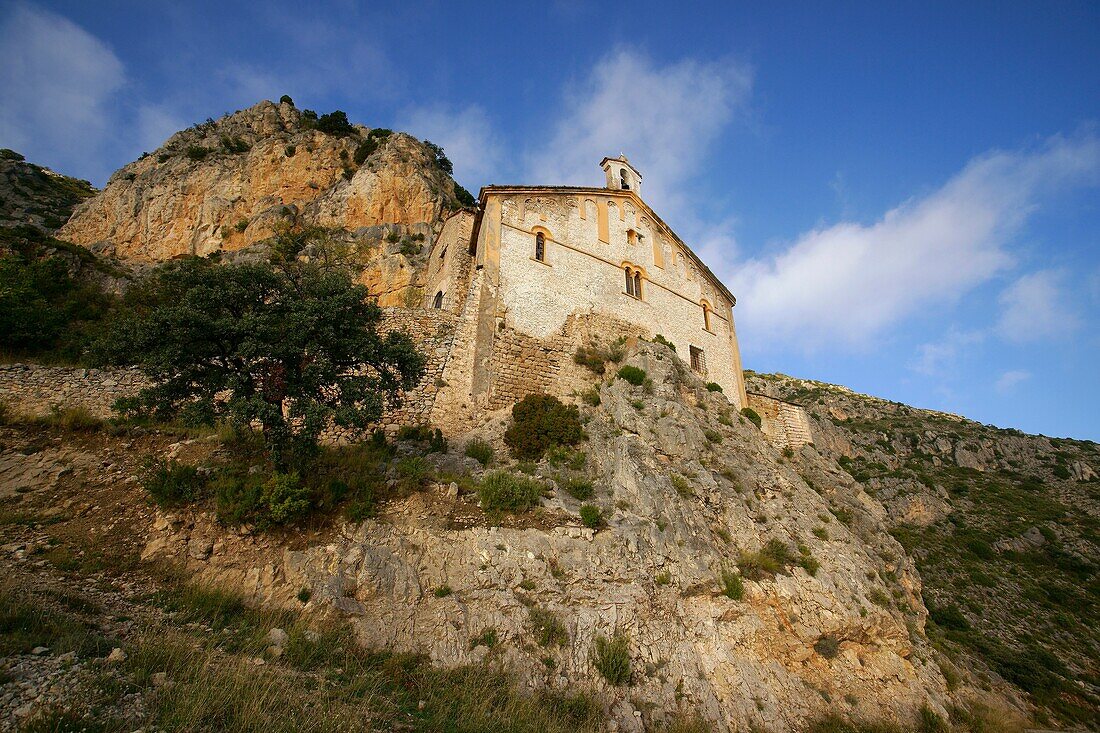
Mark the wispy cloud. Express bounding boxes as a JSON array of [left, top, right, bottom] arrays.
[[525, 50, 753, 213], [0, 2, 125, 181], [726, 131, 1100, 351], [394, 104, 504, 189], [910, 329, 985, 377], [995, 369, 1031, 392], [997, 269, 1082, 342]]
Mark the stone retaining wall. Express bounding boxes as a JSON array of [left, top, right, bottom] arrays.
[[746, 392, 814, 450], [0, 363, 149, 418], [0, 307, 459, 437]]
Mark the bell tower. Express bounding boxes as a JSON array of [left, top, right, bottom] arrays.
[[601, 154, 642, 196]]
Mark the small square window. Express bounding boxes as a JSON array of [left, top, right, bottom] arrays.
[[689, 346, 706, 374]]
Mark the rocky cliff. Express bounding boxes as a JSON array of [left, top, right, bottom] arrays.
[[747, 371, 1099, 729], [55, 99, 472, 305], [0, 149, 95, 232], [132, 341, 995, 732]]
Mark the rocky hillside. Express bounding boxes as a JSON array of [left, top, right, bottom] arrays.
[[0, 340, 1033, 733], [747, 371, 1100, 728], [58, 99, 469, 263], [0, 149, 95, 232]]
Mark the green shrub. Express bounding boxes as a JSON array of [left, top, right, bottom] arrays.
[[652, 334, 676, 352], [738, 539, 794, 579], [47, 406, 103, 431], [185, 145, 209, 161], [469, 628, 497, 649], [719, 566, 744, 600], [741, 407, 762, 429], [503, 394, 584, 460], [670, 474, 693, 498], [580, 387, 601, 406], [591, 633, 631, 685], [433, 585, 453, 598], [616, 365, 646, 386], [234, 218, 249, 233], [705, 382, 723, 392], [464, 438, 494, 466], [562, 477, 594, 500], [478, 471, 545, 513], [284, 145, 296, 157], [799, 554, 820, 576], [212, 473, 262, 525], [140, 459, 204, 507], [703, 428, 723, 444], [279, 95, 294, 105], [528, 607, 568, 647], [395, 456, 432, 490], [262, 471, 310, 524], [220, 135, 250, 153], [813, 526, 829, 540], [579, 504, 602, 529], [655, 570, 671, 586], [1052, 464, 1071, 480], [296, 587, 311, 603], [573, 345, 608, 374], [813, 635, 840, 659], [547, 446, 586, 469]]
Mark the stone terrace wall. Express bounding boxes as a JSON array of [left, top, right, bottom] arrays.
[[0, 363, 149, 418], [0, 307, 460, 437], [746, 392, 814, 450]]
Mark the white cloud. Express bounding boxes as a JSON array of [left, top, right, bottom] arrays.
[[525, 50, 753, 212], [135, 104, 187, 154], [0, 3, 125, 179], [726, 132, 1100, 351], [995, 370, 1031, 392], [394, 104, 503, 189], [996, 269, 1082, 342], [910, 329, 984, 377]]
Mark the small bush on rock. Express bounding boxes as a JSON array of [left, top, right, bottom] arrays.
[[720, 566, 744, 600], [262, 471, 310, 524], [478, 471, 545, 513], [562, 476, 594, 500], [140, 458, 204, 507], [503, 394, 584, 460], [814, 635, 840, 659], [579, 504, 602, 529], [616, 365, 646, 386], [591, 633, 631, 685], [574, 345, 608, 374], [528, 607, 568, 647], [706, 382, 723, 392], [652, 334, 676, 352], [741, 407, 762, 429], [464, 438, 494, 466]]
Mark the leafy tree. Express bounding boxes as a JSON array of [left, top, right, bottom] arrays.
[[503, 394, 584, 460], [423, 140, 453, 174], [314, 110, 356, 137], [454, 183, 476, 208], [94, 231, 424, 468], [0, 227, 114, 359]]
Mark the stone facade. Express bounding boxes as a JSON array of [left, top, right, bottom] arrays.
[[454, 156, 751, 413]]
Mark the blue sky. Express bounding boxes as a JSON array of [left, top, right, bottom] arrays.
[[2, 1, 1098, 440]]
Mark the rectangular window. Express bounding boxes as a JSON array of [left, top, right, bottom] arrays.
[[689, 345, 706, 374]]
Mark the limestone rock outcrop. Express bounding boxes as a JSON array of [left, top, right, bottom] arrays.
[[58, 100, 464, 263], [0, 149, 96, 232]]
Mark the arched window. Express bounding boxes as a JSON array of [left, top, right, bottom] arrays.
[[433, 291, 444, 309], [633, 272, 643, 299], [702, 303, 711, 331], [625, 267, 635, 296], [534, 232, 545, 262], [620, 169, 630, 190]]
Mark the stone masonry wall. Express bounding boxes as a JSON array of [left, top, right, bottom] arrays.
[[0, 363, 150, 418], [0, 307, 459, 438], [746, 392, 814, 450]]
